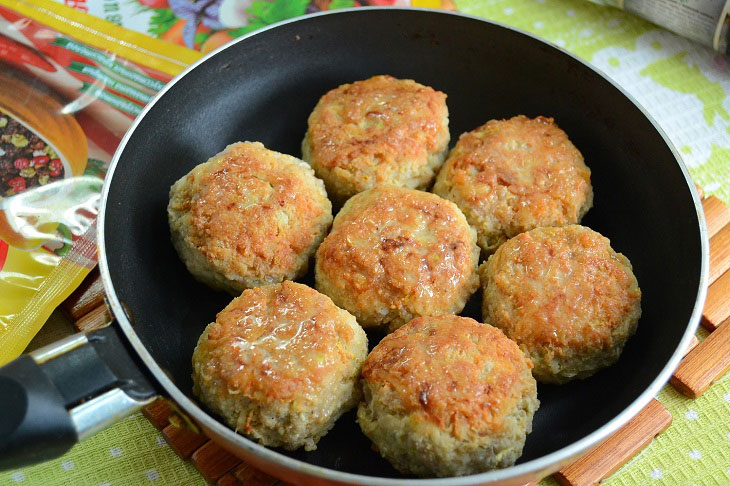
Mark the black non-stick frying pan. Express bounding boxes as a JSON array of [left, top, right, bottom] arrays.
[[0, 8, 709, 486]]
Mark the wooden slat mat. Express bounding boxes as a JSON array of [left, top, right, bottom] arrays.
[[63, 190, 730, 485]]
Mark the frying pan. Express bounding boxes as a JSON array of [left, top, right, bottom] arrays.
[[0, 8, 709, 486]]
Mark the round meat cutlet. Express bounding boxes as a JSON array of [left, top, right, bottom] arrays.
[[192, 281, 368, 451], [480, 225, 642, 384], [302, 75, 450, 203], [168, 141, 332, 294], [433, 115, 593, 254], [315, 185, 480, 333], [358, 315, 539, 477]]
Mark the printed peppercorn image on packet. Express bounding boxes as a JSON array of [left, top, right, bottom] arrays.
[[0, 0, 200, 364]]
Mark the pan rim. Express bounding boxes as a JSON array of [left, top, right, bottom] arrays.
[[97, 7, 709, 485]]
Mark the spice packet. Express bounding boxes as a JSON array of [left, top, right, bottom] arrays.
[[0, 0, 199, 364]]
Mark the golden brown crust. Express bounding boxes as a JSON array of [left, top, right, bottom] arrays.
[[433, 115, 592, 253], [193, 281, 361, 405], [362, 315, 535, 439], [481, 225, 641, 383], [315, 186, 479, 331], [168, 142, 332, 292], [305, 75, 449, 201]]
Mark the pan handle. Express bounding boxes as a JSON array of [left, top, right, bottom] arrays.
[[0, 325, 157, 470]]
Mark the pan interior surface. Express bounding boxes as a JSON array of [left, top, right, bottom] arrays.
[[102, 9, 702, 480]]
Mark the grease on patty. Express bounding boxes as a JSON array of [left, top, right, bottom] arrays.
[[168, 142, 332, 294], [433, 115, 593, 253], [192, 281, 367, 451], [315, 185, 479, 333], [480, 225, 642, 384], [302, 75, 450, 203], [358, 315, 539, 477]]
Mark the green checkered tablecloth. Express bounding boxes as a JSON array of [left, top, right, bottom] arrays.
[[4, 1, 730, 485]]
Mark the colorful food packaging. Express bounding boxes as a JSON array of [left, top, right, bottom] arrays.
[[0, 0, 199, 364], [53, 0, 457, 53]]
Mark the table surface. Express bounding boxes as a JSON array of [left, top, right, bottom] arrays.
[[4, 0, 730, 485]]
